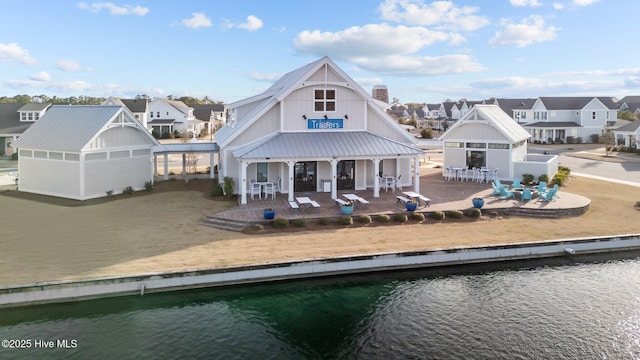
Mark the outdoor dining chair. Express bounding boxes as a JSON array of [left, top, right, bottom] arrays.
[[264, 182, 276, 199], [250, 182, 262, 200]]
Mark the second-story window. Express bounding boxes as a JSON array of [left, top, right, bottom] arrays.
[[314, 89, 336, 112], [592, 112, 596, 120]]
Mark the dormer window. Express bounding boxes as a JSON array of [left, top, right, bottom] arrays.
[[314, 89, 336, 112], [20, 111, 39, 122]]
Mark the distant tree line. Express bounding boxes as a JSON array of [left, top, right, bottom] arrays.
[[0, 94, 224, 105]]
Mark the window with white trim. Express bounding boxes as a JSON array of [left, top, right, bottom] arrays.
[[314, 89, 336, 112], [592, 112, 596, 120]]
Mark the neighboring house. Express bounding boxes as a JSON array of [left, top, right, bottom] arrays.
[[440, 105, 558, 181], [524, 97, 618, 143], [147, 99, 204, 137], [613, 121, 640, 148], [616, 95, 640, 115], [189, 103, 227, 136], [493, 98, 537, 124], [102, 97, 149, 128], [215, 56, 424, 204], [0, 102, 51, 155], [12, 105, 159, 200]]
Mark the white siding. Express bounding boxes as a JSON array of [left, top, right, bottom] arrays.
[[230, 105, 281, 147], [18, 156, 81, 199], [446, 123, 504, 141], [87, 127, 153, 149], [84, 156, 152, 199]]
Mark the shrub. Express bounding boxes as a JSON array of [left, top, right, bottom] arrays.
[[635, 201, 640, 210], [357, 215, 372, 224], [11, 152, 18, 160], [249, 224, 264, 231], [409, 212, 425, 221], [466, 208, 482, 218], [558, 165, 571, 175], [338, 216, 353, 226], [222, 176, 235, 198], [291, 218, 306, 228], [272, 218, 289, 229], [522, 173, 534, 185], [377, 214, 390, 223], [420, 128, 433, 139], [590, 134, 600, 143], [318, 218, 331, 226], [566, 136, 576, 144], [446, 210, 464, 219], [537, 174, 549, 183], [393, 213, 408, 222], [122, 186, 134, 195], [210, 180, 224, 197], [429, 211, 445, 221], [552, 172, 567, 186], [144, 180, 153, 191], [106, 189, 114, 196], [576, 137, 583, 144]]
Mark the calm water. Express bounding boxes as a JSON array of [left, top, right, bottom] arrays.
[[2, 252, 640, 359]]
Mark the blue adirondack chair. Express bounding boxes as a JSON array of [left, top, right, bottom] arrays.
[[539, 188, 557, 202], [537, 181, 547, 193], [512, 178, 522, 189], [491, 181, 502, 196], [521, 188, 532, 202], [499, 185, 514, 199]]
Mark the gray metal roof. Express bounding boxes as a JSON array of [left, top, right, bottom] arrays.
[[539, 97, 617, 110], [153, 142, 219, 154], [13, 105, 150, 151], [233, 131, 424, 160], [614, 120, 640, 132]]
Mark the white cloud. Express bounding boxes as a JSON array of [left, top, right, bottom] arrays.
[[77, 2, 149, 16], [30, 71, 51, 82], [354, 77, 385, 87], [354, 54, 486, 76], [553, 2, 565, 9], [249, 72, 282, 82], [294, 24, 450, 59], [181, 12, 212, 29], [378, 0, 490, 32], [510, 0, 542, 7], [56, 59, 90, 71], [573, 0, 599, 5], [489, 15, 558, 47], [235, 15, 263, 31], [5, 78, 165, 97], [0, 43, 37, 65]]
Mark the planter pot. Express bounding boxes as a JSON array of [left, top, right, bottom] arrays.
[[405, 202, 418, 212], [472, 198, 485, 209], [263, 209, 276, 220], [340, 205, 354, 215]]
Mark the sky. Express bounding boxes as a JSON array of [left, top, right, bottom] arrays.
[[1, 0, 638, 104]]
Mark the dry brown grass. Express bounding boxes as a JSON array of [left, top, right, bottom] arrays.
[[1, 175, 639, 286]]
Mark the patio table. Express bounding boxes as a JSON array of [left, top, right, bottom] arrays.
[[296, 197, 312, 210], [342, 193, 365, 205], [402, 191, 430, 207]]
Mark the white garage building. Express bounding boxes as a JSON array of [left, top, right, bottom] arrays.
[[12, 105, 159, 200]]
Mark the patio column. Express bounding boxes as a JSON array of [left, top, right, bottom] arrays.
[[330, 159, 338, 200], [163, 153, 169, 180], [287, 161, 295, 202], [153, 154, 158, 176], [413, 156, 420, 193], [240, 161, 248, 204], [209, 152, 215, 179], [372, 158, 380, 198]]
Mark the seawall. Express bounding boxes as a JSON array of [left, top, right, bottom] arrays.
[[1, 233, 639, 308]]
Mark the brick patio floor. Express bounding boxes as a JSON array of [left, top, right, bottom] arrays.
[[212, 167, 590, 222]]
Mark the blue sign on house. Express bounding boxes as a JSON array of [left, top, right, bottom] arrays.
[[307, 118, 343, 129]]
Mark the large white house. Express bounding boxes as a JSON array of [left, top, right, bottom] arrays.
[[215, 56, 424, 204], [13, 105, 159, 200], [147, 99, 204, 137], [524, 97, 617, 143]]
